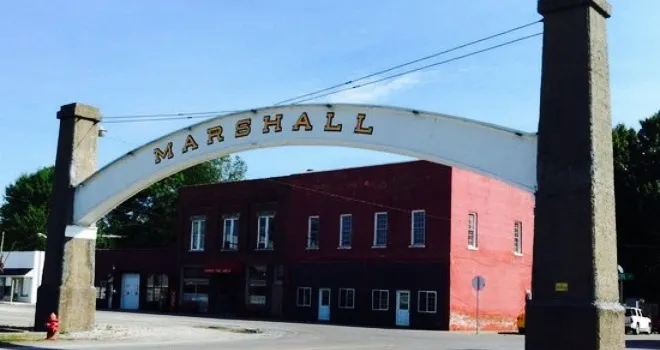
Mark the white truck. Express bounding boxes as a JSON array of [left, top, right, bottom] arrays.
[[625, 306, 652, 335]]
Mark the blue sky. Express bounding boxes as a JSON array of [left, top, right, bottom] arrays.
[[0, 0, 657, 195]]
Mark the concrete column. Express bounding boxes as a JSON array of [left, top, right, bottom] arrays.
[[34, 103, 100, 332], [526, 0, 625, 349]]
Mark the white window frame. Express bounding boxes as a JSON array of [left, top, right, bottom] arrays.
[[410, 210, 426, 247], [371, 289, 389, 311], [296, 287, 312, 307], [338, 214, 352, 249], [189, 216, 206, 251], [222, 216, 239, 251], [514, 221, 523, 255], [307, 216, 320, 249], [468, 212, 478, 250], [257, 214, 275, 250], [373, 212, 388, 248], [417, 290, 437, 314], [338, 288, 355, 309]]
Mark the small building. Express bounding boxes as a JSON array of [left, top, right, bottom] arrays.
[[0, 251, 45, 304], [95, 160, 534, 331]]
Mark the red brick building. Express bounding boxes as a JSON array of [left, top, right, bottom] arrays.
[[94, 160, 534, 331]]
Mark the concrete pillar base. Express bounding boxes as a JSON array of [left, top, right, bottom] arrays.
[[526, 301, 625, 349], [35, 284, 96, 332]]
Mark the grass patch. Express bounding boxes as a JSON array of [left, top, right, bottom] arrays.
[[0, 332, 45, 342], [196, 325, 262, 334]]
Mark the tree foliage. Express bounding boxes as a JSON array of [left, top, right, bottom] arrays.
[[0, 156, 247, 251]]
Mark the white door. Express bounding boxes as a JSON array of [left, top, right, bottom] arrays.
[[318, 288, 331, 321], [395, 290, 410, 327], [120, 273, 140, 310]]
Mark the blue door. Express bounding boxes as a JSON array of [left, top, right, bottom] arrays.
[[395, 290, 410, 327], [318, 288, 331, 321]]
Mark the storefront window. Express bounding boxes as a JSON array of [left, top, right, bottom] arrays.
[[247, 265, 267, 305], [183, 277, 210, 312], [146, 274, 169, 304]]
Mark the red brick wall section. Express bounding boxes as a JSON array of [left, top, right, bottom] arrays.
[[448, 167, 535, 332], [285, 160, 452, 263]]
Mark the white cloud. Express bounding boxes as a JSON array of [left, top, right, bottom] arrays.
[[327, 72, 424, 104]]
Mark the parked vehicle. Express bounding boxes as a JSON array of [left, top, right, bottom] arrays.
[[625, 307, 653, 335]]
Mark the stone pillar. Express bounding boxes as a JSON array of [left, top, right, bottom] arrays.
[[526, 0, 625, 349], [34, 103, 100, 332]]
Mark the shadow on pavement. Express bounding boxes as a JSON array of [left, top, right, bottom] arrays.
[[627, 339, 660, 349], [0, 342, 61, 350]]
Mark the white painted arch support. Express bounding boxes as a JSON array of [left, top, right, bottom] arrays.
[[73, 104, 538, 226]]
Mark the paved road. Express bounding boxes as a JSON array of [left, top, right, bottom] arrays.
[[0, 304, 659, 349]]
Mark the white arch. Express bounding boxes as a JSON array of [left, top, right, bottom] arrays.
[[73, 104, 538, 226]]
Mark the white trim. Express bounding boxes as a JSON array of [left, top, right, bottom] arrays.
[[371, 289, 389, 311], [256, 214, 275, 250], [64, 225, 98, 240], [467, 212, 478, 250], [410, 209, 426, 247], [222, 216, 239, 251], [72, 104, 537, 227], [417, 290, 438, 314], [373, 212, 388, 247], [339, 214, 352, 249], [296, 287, 312, 307], [189, 216, 206, 252], [513, 220, 523, 255], [338, 288, 356, 309], [307, 215, 320, 249]]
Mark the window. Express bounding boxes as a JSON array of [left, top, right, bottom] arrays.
[[190, 216, 206, 251], [257, 215, 274, 250], [468, 212, 478, 249], [339, 288, 355, 309], [339, 214, 352, 248], [307, 216, 320, 249], [514, 221, 523, 254], [296, 287, 312, 307], [411, 210, 426, 246], [418, 291, 437, 313], [373, 212, 388, 247], [372, 289, 389, 311], [222, 216, 239, 250], [247, 265, 268, 305], [146, 274, 169, 305]]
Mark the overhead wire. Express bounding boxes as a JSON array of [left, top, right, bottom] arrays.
[[99, 19, 543, 124], [288, 32, 543, 105], [273, 19, 542, 106]]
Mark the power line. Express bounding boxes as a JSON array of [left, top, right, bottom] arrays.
[[273, 19, 542, 106], [102, 110, 237, 120], [98, 20, 542, 124], [102, 114, 230, 124], [289, 32, 543, 105]]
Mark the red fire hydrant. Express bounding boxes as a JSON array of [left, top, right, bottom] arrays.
[[45, 313, 59, 340]]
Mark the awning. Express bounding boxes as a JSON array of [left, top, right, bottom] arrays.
[[204, 262, 243, 274], [0, 268, 33, 277]]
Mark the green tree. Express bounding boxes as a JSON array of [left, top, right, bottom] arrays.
[[0, 156, 247, 251], [0, 166, 54, 251], [98, 156, 247, 248]]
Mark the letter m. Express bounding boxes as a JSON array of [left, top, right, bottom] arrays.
[[154, 142, 174, 164]]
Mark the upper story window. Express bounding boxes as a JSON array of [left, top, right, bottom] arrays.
[[468, 212, 478, 249], [222, 216, 239, 250], [411, 210, 426, 247], [339, 214, 352, 248], [190, 216, 206, 251], [307, 216, 320, 249], [373, 212, 388, 247], [257, 214, 275, 250], [514, 221, 523, 255]]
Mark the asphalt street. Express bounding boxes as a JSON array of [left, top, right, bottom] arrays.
[[0, 303, 659, 349]]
